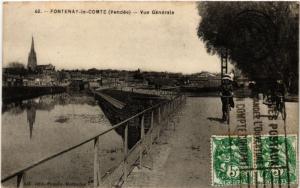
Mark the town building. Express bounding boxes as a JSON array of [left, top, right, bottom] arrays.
[[2, 74, 23, 87], [187, 72, 221, 88], [37, 64, 55, 74]]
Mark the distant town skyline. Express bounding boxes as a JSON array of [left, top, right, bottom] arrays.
[[3, 2, 222, 74]]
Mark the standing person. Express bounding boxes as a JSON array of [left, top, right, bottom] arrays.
[[220, 74, 234, 121]]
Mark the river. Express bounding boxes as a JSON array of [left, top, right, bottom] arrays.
[[2, 93, 124, 186]]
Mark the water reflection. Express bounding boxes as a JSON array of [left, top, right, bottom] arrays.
[[2, 92, 120, 183], [26, 101, 36, 139], [2, 92, 98, 139], [3, 93, 97, 113]]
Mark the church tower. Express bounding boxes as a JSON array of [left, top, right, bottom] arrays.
[[27, 36, 37, 71]]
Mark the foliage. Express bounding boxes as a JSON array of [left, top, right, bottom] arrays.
[[4, 62, 28, 76], [197, 2, 299, 93], [7, 62, 25, 69]]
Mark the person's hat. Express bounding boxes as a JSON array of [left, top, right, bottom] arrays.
[[222, 74, 233, 81]]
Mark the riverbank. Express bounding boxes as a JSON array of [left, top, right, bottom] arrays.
[[94, 89, 167, 124], [2, 86, 67, 103]]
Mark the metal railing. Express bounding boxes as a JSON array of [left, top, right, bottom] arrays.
[[2, 93, 186, 188]]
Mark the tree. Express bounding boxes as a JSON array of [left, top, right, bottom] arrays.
[[7, 62, 25, 69], [197, 2, 299, 93], [5, 62, 28, 76]]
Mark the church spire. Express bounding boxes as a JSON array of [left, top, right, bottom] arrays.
[[27, 36, 37, 71], [31, 36, 35, 52]]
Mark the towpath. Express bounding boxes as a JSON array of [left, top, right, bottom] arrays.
[[94, 91, 126, 109], [123, 96, 298, 187]]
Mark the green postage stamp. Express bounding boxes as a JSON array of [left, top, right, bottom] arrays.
[[211, 135, 297, 186]]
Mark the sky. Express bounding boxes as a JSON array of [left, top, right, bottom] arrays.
[[3, 2, 221, 74]]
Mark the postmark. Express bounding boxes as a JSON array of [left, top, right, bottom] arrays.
[[256, 135, 297, 185]]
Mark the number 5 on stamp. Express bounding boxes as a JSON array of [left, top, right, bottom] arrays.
[[211, 135, 253, 186]]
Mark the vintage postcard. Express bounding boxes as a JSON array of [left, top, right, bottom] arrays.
[[2, 1, 299, 187]]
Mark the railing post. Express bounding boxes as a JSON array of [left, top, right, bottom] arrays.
[[165, 103, 168, 117], [158, 107, 161, 124], [166, 103, 170, 127], [94, 136, 100, 188], [160, 105, 164, 120], [17, 172, 25, 188], [172, 100, 174, 112], [165, 104, 168, 117], [162, 105, 165, 120], [158, 107, 161, 139], [140, 115, 145, 169], [181, 95, 183, 104], [124, 123, 128, 181], [150, 111, 154, 146]]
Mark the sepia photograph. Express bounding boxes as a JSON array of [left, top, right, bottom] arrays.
[[1, 1, 299, 187]]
